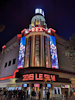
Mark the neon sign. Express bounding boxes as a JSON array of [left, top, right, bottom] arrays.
[[17, 36, 26, 68], [22, 73, 56, 82], [21, 27, 55, 35], [50, 36, 59, 69]]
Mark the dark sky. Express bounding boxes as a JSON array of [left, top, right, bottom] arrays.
[[0, 0, 75, 50]]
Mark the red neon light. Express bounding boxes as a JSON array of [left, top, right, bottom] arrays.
[[17, 34, 22, 41], [2, 45, 6, 49], [0, 69, 19, 81], [50, 28, 56, 33], [34, 84, 39, 87], [21, 29, 26, 34]]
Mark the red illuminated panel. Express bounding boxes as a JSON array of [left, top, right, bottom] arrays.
[[34, 84, 39, 87], [2, 45, 6, 49], [17, 34, 22, 41]]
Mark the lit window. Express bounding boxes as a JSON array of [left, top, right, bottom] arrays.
[[13, 58, 16, 64], [8, 61, 11, 66], [4, 62, 7, 68]]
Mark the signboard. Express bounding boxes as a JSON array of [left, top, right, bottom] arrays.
[[22, 73, 56, 82], [50, 36, 59, 69], [17, 36, 26, 68], [34, 84, 39, 87]]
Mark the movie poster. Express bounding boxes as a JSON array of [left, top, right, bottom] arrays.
[[17, 36, 26, 68], [50, 36, 59, 69]]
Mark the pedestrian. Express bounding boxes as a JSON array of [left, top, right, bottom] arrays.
[[39, 91, 41, 100], [68, 90, 75, 100], [65, 91, 68, 100], [47, 91, 50, 100]]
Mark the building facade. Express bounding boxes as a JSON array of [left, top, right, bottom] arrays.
[[0, 9, 75, 99]]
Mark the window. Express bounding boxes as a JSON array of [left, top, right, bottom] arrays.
[[13, 58, 16, 64], [4, 62, 7, 68], [8, 61, 11, 66]]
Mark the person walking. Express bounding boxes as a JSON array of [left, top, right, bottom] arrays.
[[68, 90, 75, 100]]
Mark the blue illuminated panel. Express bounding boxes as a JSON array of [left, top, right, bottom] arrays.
[[17, 36, 26, 68], [50, 36, 59, 69], [47, 84, 51, 88]]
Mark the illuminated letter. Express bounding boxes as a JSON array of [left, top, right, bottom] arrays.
[[32, 28, 35, 32], [39, 27, 43, 31], [29, 74, 34, 80], [50, 75, 55, 81], [35, 74, 43, 80], [22, 74, 29, 81], [36, 27, 38, 32], [44, 74, 50, 81]]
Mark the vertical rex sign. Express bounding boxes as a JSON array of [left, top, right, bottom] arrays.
[[17, 36, 26, 68], [50, 36, 59, 69]]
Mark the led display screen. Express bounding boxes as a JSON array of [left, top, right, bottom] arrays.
[[65, 85, 70, 88], [17, 36, 26, 68], [50, 36, 59, 69]]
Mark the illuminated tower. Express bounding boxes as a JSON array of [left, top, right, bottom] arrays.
[[17, 9, 59, 69]]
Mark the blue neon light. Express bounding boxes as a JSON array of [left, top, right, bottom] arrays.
[[50, 36, 59, 69], [17, 36, 26, 68]]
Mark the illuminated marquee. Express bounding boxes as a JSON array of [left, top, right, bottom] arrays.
[[22, 73, 56, 82], [17, 36, 26, 68], [50, 36, 59, 69], [21, 27, 55, 35]]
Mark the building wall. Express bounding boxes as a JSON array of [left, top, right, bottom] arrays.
[[55, 34, 75, 72], [0, 36, 19, 78], [0, 33, 74, 79]]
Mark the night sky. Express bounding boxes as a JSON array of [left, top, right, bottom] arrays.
[[0, 0, 75, 51]]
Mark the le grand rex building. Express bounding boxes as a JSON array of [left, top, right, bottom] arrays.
[[0, 9, 75, 99]]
